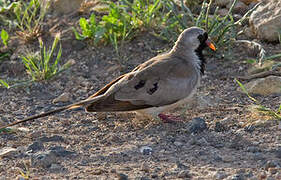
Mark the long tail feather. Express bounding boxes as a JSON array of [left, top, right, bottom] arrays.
[[0, 96, 102, 130]]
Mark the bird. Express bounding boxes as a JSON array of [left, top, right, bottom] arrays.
[[0, 26, 216, 130]]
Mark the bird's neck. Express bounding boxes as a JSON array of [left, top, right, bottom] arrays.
[[194, 47, 206, 75], [170, 42, 206, 75]]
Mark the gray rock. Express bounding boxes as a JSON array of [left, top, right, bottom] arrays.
[[230, 173, 245, 180], [27, 141, 44, 153], [214, 122, 227, 132], [150, 174, 158, 178], [249, 0, 281, 41], [140, 146, 153, 155], [31, 151, 56, 168], [238, 76, 281, 95], [213, 154, 223, 162], [39, 135, 64, 142], [117, 173, 128, 180], [48, 146, 75, 157], [50, 0, 84, 15], [227, 1, 248, 15], [188, 117, 207, 133], [252, 152, 265, 161], [246, 146, 260, 153], [214, 0, 231, 7]]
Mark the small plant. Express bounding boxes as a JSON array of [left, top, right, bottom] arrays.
[[0, 79, 9, 88], [21, 33, 68, 81], [0, 0, 20, 28], [1, 29, 9, 46], [122, 0, 162, 29], [14, 0, 50, 42], [0, 0, 19, 13], [73, 13, 105, 44], [101, 2, 136, 54], [74, 2, 136, 56], [235, 79, 281, 120], [18, 161, 30, 179]]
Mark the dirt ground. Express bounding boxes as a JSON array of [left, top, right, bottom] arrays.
[[1, 16, 281, 179]]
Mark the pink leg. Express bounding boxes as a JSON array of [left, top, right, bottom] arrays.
[[158, 113, 184, 123]]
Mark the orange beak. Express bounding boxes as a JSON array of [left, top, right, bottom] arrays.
[[205, 39, 216, 51]]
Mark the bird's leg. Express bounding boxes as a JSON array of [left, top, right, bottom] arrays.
[[158, 113, 184, 123]]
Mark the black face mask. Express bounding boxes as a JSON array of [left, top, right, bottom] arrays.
[[197, 32, 208, 46]]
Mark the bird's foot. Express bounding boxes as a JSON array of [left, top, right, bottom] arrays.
[[158, 113, 184, 123]]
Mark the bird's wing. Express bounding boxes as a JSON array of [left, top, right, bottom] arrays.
[[86, 55, 199, 112]]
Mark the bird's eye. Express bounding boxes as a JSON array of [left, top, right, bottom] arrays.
[[203, 32, 208, 39], [197, 32, 208, 43], [197, 34, 204, 43]]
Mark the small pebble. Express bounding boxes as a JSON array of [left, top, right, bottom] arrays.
[[188, 117, 207, 133], [214, 122, 227, 132], [246, 146, 260, 153], [253, 152, 265, 161], [214, 154, 223, 162], [140, 146, 153, 155], [117, 173, 128, 180], [230, 173, 245, 180], [27, 141, 44, 153], [52, 92, 71, 103]]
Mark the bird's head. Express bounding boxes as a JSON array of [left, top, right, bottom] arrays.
[[176, 26, 216, 52]]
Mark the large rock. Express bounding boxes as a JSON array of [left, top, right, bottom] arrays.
[[249, 0, 281, 42], [227, 1, 248, 15], [240, 0, 259, 5], [215, 0, 231, 7], [238, 76, 281, 95], [46, 0, 84, 15]]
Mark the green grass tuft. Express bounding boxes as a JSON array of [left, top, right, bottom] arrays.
[[14, 0, 50, 42], [21, 33, 70, 81]]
